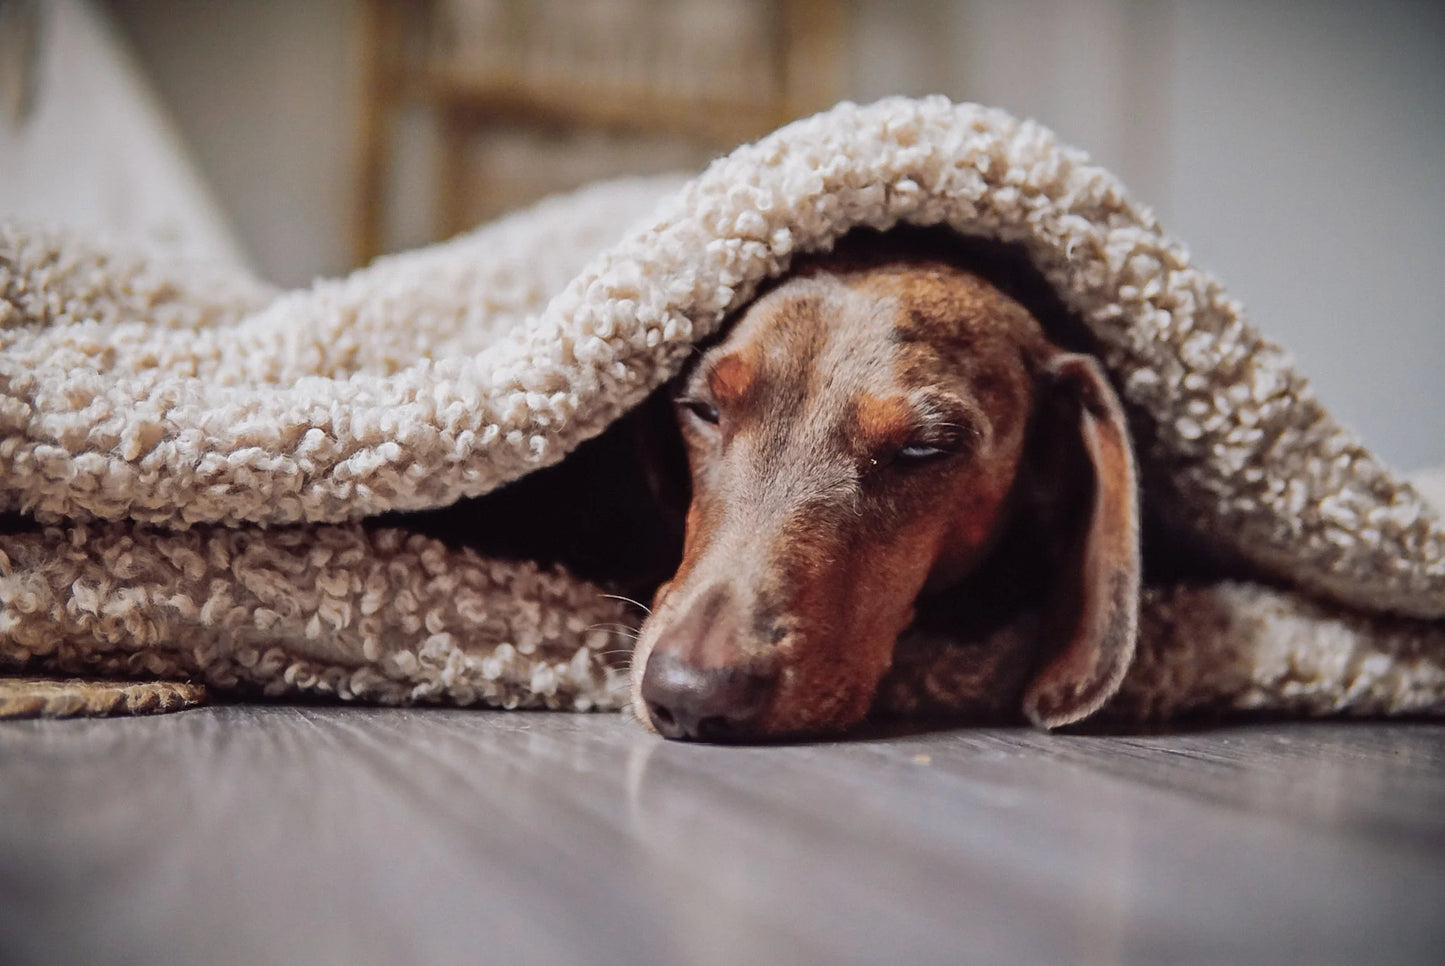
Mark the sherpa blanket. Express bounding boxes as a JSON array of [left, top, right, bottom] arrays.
[[3, 97, 1443, 722]]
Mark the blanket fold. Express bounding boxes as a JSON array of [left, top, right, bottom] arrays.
[[3, 97, 1442, 720]]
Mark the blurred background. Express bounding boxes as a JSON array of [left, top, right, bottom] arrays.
[[1, 0, 1441, 469]]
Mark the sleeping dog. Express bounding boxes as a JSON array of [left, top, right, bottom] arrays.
[[630, 245, 1140, 741], [401, 236, 1144, 741]]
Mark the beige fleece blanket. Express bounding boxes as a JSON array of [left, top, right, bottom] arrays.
[[2, 97, 1442, 722]]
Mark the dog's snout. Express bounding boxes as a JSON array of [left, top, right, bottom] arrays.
[[641, 651, 778, 741]]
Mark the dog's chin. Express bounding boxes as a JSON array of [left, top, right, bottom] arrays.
[[754, 683, 876, 741], [634, 701, 870, 743]]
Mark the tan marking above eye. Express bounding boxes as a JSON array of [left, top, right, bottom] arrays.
[[853, 393, 913, 448], [707, 352, 757, 407]]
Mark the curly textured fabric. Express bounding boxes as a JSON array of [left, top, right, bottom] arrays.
[[1, 98, 1442, 720]]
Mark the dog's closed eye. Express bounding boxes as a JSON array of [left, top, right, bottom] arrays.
[[675, 397, 720, 427], [894, 441, 952, 463], [884, 406, 983, 470]]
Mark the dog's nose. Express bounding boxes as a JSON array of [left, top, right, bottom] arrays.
[[641, 651, 778, 742]]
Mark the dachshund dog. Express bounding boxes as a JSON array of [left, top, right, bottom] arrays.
[[630, 244, 1141, 741]]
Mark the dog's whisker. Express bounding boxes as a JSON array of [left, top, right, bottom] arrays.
[[586, 622, 642, 638], [600, 593, 651, 615]]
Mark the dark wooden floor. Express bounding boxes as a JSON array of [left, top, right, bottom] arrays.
[[1, 707, 1441, 966]]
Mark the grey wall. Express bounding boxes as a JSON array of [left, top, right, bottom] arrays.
[[905, 0, 1445, 470], [0, 0, 246, 265], [1162, 0, 1445, 471]]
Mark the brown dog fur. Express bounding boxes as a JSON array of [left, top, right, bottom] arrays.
[[630, 247, 1140, 741]]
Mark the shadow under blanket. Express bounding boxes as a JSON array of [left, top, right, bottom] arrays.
[[2, 98, 1442, 722]]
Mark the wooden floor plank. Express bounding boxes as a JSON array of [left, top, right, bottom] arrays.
[[1, 708, 1441, 965]]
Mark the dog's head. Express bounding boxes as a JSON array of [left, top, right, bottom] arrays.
[[630, 254, 1139, 740]]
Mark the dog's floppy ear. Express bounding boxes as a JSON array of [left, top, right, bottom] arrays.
[[1022, 353, 1140, 729]]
